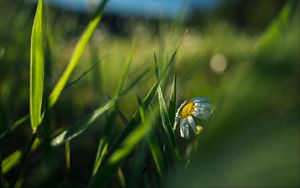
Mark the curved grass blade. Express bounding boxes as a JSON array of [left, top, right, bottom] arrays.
[[158, 86, 180, 159], [168, 74, 177, 127], [148, 135, 165, 181], [51, 98, 117, 146], [92, 139, 109, 176], [30, 0, 44, 132], [65, 141, 71, 171], [51, 69, 148, 147], [63, 60, 102, 91], [89, 49, 177, 187], [0, 115, 29, 139], [128, 141, 147, 188], [154, 56, 179, 159], [89, 106, 154, 187], [2, 151, 22, 174], [48, 0, 108, 108], [104, 49, 177, 158], [1, 138, 41, 175]]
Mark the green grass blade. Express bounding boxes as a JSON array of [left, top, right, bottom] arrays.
[[91, 44, 135, 175], [89, 50, 177, 187], [103, 49, 177, 160], [2, 151, 22, 174], [63, 60, 102, 91], [259, 1, 296, 50], [117, 168, 126, 188], [51, 69, 147, 147], [0, 115, 29, 139], [50, 98, 117, 146], [109, 107, 152, 164], [158, 86, 180, 159], [30, 0, 44, 132], [154, 54, 179, 159], [90, 106, 154, 187], [65, 141, 71, 171], [168, 74, 177, 127], [128, 141, 147, 188], [114, 42, 135, 96], [148, 135, 165, 180], [1, 138, 41, 175], [48, 0, 108, 108], [92, 138, 109, 176]]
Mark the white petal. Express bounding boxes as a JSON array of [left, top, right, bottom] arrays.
[[194, 102, 213, 110], [194, 107, 204, 112], [193, 97, 209, 102], [193, 110, 211, 120], [194, 102, 202, 107], [174, 117, 179, 130], [179, 119, 185, 138], [180, 118, 189, 139], [202, 103, 213, 110], [184, 122, 189, 139], [187, 115, 196, 133]]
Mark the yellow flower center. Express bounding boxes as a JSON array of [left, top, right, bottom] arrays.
[[179, 102, 195, 118]]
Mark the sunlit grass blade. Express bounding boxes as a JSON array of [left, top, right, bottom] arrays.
[[51, 69, 147, 146], [1, 138, 41, 175], [168, 74, 177, 127], [50, 98, 117, 146], [30, 0, 44, 132], [2, 151, 22, 175], [92, 139, 109, 175], [89, 106, 154, 187], [48, 0, 108, 108]]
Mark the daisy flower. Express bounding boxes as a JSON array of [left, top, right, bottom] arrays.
[[175, 97, 213, 139]]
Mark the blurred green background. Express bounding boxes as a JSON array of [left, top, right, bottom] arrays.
[[0, 0, 299, 187]]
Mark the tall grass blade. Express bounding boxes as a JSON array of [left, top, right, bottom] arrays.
[[89, 106, 154, 187], [2, 139, 41, 175], [115, 42, 135, 96], [128, 142, 147, 188], [168, 74, 177, 127], [158, 87, 180, 159], [148, 136, 165, 180], [51, 98, 117, 146], [65, 141, 71, 171], [63, 60, 102, 91], [89, 50, 177, 187], [48, 0, 108, 108], [0, 115, 29, 139], [51, 69, 147, 146], [2, 151, 22, 174], [154, 56, 179, 159], [92, 139, 109, 175], [117, 168, 126, 188], [104, 49, 177, 158], [259, 1, 296, 50], [30, 0, 44, 132]]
